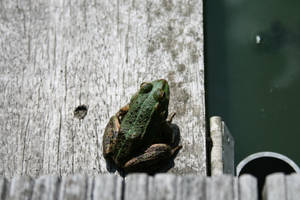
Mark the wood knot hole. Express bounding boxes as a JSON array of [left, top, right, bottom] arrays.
[[74, 105, 88, 119]]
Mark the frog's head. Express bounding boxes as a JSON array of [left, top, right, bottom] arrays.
[[138, 79, 170, 120], [151, 79, 170, 104]]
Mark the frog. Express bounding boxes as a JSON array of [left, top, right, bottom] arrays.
[[102, 79, 182, 173]]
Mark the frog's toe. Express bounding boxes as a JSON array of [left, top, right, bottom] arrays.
[[171, 145, 182, 155], [167, 112, 176, 123]]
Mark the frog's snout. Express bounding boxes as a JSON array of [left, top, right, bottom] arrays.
[[158, 79, 168, 87]]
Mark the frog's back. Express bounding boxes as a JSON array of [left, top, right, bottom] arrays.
[[120, 93, 156, 138], [114, 80, 169, 165], [121, 80, 169, 138]]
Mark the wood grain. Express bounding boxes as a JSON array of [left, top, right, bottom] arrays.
[[176, 175, 206, 200], [93, 174, 123, 200], [31, 175, 60, 200], [206, 175, 235, 200], [263, 173, 287, 200], [238, 175, 258, 200], [9, 176, 34, 200], [0, 0, 205, 177], [58, 175, 88, 200], [125, 174, 206, 200], [124, 174, 148, 200], [285, 173, 300, 200]]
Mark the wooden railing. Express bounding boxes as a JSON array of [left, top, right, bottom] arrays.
[[1, 173, 299, 200]]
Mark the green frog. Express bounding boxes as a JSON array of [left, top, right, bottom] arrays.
[[103, 79, 182, 172]]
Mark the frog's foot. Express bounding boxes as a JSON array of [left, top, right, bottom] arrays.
[[167, 112, 176, 124], [124, 144, 182, 172]]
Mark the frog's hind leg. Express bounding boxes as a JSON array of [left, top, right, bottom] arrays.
[[124, 144, 182, 173]]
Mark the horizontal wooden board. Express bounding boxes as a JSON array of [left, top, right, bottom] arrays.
[[0, 174, 261, 200]]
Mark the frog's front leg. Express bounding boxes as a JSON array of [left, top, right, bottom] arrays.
[[102, 116, 121, 159], [123, 144, 182, 172], [116, 104, 129, 121], [103, 104, 129, 159], [160, 112, 178, 146]]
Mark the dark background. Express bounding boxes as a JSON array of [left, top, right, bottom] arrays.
[[205, 0, 300, 167]]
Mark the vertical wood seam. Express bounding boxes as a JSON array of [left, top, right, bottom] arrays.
[[94, 122, 101, 172], [21, 115, 31, 175], [57, 109, 62, 176], [283, 175, 288, 200], [120, 177, 125, 200], [64, 51, 68, 116], [53, 29, 57, 68]]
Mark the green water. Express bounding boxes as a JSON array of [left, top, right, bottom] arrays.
[[205, 0, 300, 167]]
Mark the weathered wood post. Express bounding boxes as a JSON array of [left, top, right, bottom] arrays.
[[0, 0, 206, 177], [209, 116, 235, 176]]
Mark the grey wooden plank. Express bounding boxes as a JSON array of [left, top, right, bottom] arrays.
[[93, 174, 122, 200], [149, 174, 177, 200], [233, 177, 239, 200], [31, 175, 60, 200], [8, 176, 34, 200], [124, 174, 148, 200], [0, 0, 205, 178], [286, 173, 300, 200], [58, 174, 88, 200], [176, 175, 206, 200], [210, 117, 224, 176], [86, 176, 94, 200], [239, 175, 258, 200], [147, 175, 155, 200], [0, 177, 6, 200], [210, 117, 235, 175], [206, 175, 234, 200], [263, 173, 286, 200]]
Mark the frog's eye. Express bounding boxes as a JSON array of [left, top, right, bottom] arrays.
[[140, 82, 153, 93], [153, 89, 165, 101]]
